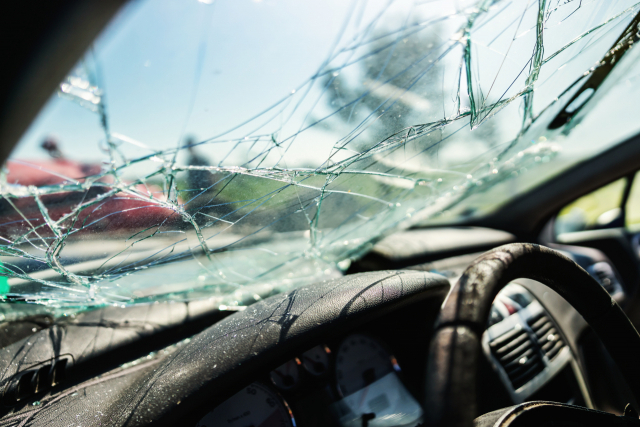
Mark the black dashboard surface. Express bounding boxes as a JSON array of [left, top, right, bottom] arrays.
[[0, 270, 449, 427]]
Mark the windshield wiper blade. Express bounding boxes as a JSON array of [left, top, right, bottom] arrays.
[[549, 9, 640, 129]]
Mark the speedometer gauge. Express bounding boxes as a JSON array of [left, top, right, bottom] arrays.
[[335, 334, 395, 397], [196, 382, 295, 427]]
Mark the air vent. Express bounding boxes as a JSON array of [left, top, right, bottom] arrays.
[[588, 262, 618, 294], [489, 327, 544, 390], [528, 313, 565, 360], [2, 357, 70, 405]]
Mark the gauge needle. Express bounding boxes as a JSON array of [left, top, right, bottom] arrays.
[[361, 413, 376, 427]]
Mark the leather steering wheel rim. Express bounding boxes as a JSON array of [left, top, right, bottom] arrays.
[[424, 243, 640, 427]]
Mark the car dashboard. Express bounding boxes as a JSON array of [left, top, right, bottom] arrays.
[[0, 229, 629, 427], [192, 283, 596, 427]]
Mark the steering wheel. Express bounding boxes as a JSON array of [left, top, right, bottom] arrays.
[[424, 243, 640, 427]]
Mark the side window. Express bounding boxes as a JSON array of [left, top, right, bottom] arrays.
[[555, 178, 626, 235], [625, 173, 640, 231]]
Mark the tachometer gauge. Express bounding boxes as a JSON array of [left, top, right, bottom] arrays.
[[335, 334, 395, 397], [270, 359, 301, 390], [301, 345, 330, 376], [196, 382, 295, 427]]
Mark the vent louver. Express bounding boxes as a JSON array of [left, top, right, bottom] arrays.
[[2, 357, 69, 405], [528, 313, 565, 360], [489, 327, 544, 390]]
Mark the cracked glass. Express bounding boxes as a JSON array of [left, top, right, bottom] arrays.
[[2, 0, 640, 316]]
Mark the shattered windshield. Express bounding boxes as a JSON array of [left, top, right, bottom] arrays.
[[2, 0, 640, 314]]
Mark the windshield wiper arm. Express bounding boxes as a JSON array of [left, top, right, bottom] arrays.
[[549, 9, 640, 129]]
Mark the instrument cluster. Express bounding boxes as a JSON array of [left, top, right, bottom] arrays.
[[195, 334, 423, 427]]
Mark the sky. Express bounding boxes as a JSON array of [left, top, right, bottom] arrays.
[[13, 0, 456, 167]]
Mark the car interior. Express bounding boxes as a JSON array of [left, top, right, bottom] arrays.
[[2, 1, 640, 427]]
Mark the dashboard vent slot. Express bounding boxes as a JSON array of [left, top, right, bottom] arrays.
[[528, 313, 565, 360], [2, 356, 70, 405], [489, 327, 544, 390]]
